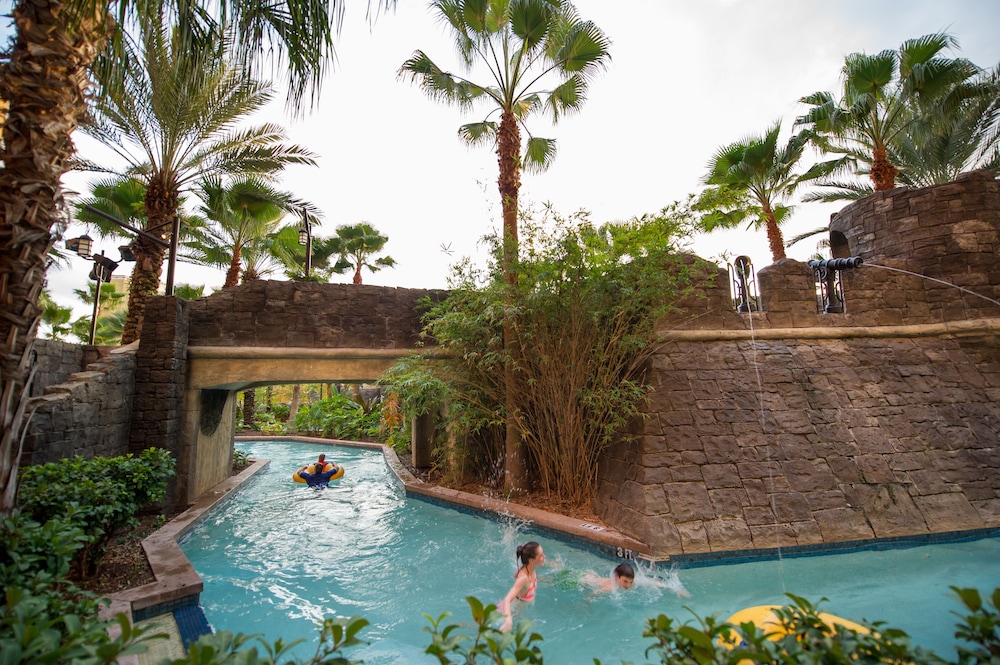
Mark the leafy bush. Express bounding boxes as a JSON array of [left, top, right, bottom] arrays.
[[294, 394, 381, 441], [0, 587, 158, 665], [17, 448, 175, 576], [0, 513, 96, 620]]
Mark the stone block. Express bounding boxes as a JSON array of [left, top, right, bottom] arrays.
[[704, 518, 753, 551], [813, 507, 874, 542], [675, 520, 710, 554], [783, 459, 838, 492], [913, 493, 985, 531], [664, 483, 715, 521]]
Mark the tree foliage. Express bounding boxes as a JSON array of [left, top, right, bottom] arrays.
[[386, 206, 704, 503], [796, 32, 984, 192]]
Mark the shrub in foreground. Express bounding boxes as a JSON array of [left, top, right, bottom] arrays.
[[16, 448, 175, 576]]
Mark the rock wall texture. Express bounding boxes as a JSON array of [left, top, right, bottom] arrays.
[[184, 281, 446, 348], [595, 170, 1000, 555], [23, 346, 136, 465], [596, 335, 1000, 555]]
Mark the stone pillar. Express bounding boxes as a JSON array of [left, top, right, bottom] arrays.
[[129, 296, 190, 510], [411, 412, 435, 469]]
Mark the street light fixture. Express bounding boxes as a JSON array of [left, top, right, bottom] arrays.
[[299, 207, 313, 278], [64, 233, 93, 259], [66, 235, 133, 345]]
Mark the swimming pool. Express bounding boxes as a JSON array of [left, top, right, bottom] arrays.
[[179, 440, 999, 664]]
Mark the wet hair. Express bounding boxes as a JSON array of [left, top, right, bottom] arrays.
[[516, 541, 541, 568], [318, 454, 326, 463], [614, 563, 635, 580]]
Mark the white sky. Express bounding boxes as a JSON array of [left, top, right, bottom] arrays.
[[34, 0, 1000, 318]]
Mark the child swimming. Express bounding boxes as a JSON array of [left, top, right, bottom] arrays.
[[580, 562, 691, 597], [499, 541, 545, 632]]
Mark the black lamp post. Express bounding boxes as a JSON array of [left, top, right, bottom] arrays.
[[299, 207, 313, 278], [66, 235, 133, 344]]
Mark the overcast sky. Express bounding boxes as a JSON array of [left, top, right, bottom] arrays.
[[34, 0, 1000, 318]]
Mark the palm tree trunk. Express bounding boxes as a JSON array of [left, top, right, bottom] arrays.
[[287, 384, 301, 430], [225, 248, 242, 288], [0, 0, 107, 515], [762, 205, 787, 262], [870, 148, 899, 191], [242, 389, 256, 429], [121, 174, 175, 344], [497, 109, 528, 495], [353, 264, 363, 284]]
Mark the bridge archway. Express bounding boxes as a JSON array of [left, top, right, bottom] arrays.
[[129, 282, 444, 508]]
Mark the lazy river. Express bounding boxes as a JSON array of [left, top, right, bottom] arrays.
[[178, 439, 1000, 664]]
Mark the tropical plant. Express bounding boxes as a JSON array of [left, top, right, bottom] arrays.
[[82, 10, 318, 344], [399, 0, 611, 492], [695, 121, 841, 262], [70, 309, 126, 345], [333, 222, 396, 285], [38, 291, 73, 340], [0, 0, 390, 516], [399, 206, 700, 503], [796, 32, 981, 192], [183, 176, 308, 287]]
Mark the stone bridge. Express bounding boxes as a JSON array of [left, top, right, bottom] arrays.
[[128, 282, 445, 506]]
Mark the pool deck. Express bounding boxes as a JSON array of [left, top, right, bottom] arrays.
[[102, 436, 648, 662]]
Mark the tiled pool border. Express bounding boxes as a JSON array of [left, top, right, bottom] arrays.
[[109, 436, 1000, 636]]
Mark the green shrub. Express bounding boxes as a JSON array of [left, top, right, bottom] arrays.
[[294, 394, 381, 441], [0, 587, 159, 665], [0, 513, 96, 620], [17, 448, 175, 576]]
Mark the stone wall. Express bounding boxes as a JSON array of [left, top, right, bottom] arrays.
[[23, 346, 137, 466], [185, 281, 446, 348], [596, 334, 1000, 555], [595, 170, 1000, 556]]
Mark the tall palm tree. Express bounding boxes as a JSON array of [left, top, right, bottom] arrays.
[[696, 121, 840, 263], [83, 11, 317, 343], [334, 223, 396, 285], [184, 176, 307, 287], [399, 0, 610, 492], [0, 0, 394, 516], [796, 32, 980, 192]]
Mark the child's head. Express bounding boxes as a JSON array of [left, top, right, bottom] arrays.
[[613, 563, 635, 589], [516, 541, 544, 568], [318, 453, 326, 464]]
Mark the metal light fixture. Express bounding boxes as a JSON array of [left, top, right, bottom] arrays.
[[119, 244, 136, 262], [66, 233, 93, 259], [85, 251, 120, 345], [299, 207, 313, 278]]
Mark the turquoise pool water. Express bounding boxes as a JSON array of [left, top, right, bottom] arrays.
[[179, 440, 1000, 664]]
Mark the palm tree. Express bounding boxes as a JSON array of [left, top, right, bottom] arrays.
[[334, 223, 396, 285], [83, 11, 317, 343], [696, 121, 839, 263], [399, 0, 610, 492], [39, 291, 74, 340], [0, 0, 395, 515], [796, 32, 980, 192], [184, 176, 307, 287]]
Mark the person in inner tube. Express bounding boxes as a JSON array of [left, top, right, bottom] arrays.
[[298, 453, 339, 487]]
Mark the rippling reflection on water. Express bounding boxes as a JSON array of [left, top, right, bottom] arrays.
[[180, 440, 1000, 664]]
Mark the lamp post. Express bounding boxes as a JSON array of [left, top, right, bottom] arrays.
[[66, 235, 133, 344], [298, 207, 313, 279]]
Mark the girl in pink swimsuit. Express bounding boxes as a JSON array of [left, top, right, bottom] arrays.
[[500, 541, 546, 632]]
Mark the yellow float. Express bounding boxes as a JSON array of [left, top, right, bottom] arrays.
[[292, 462, 345, 483], [724, 605, 868, 640], [720, 604, 870, 663]]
